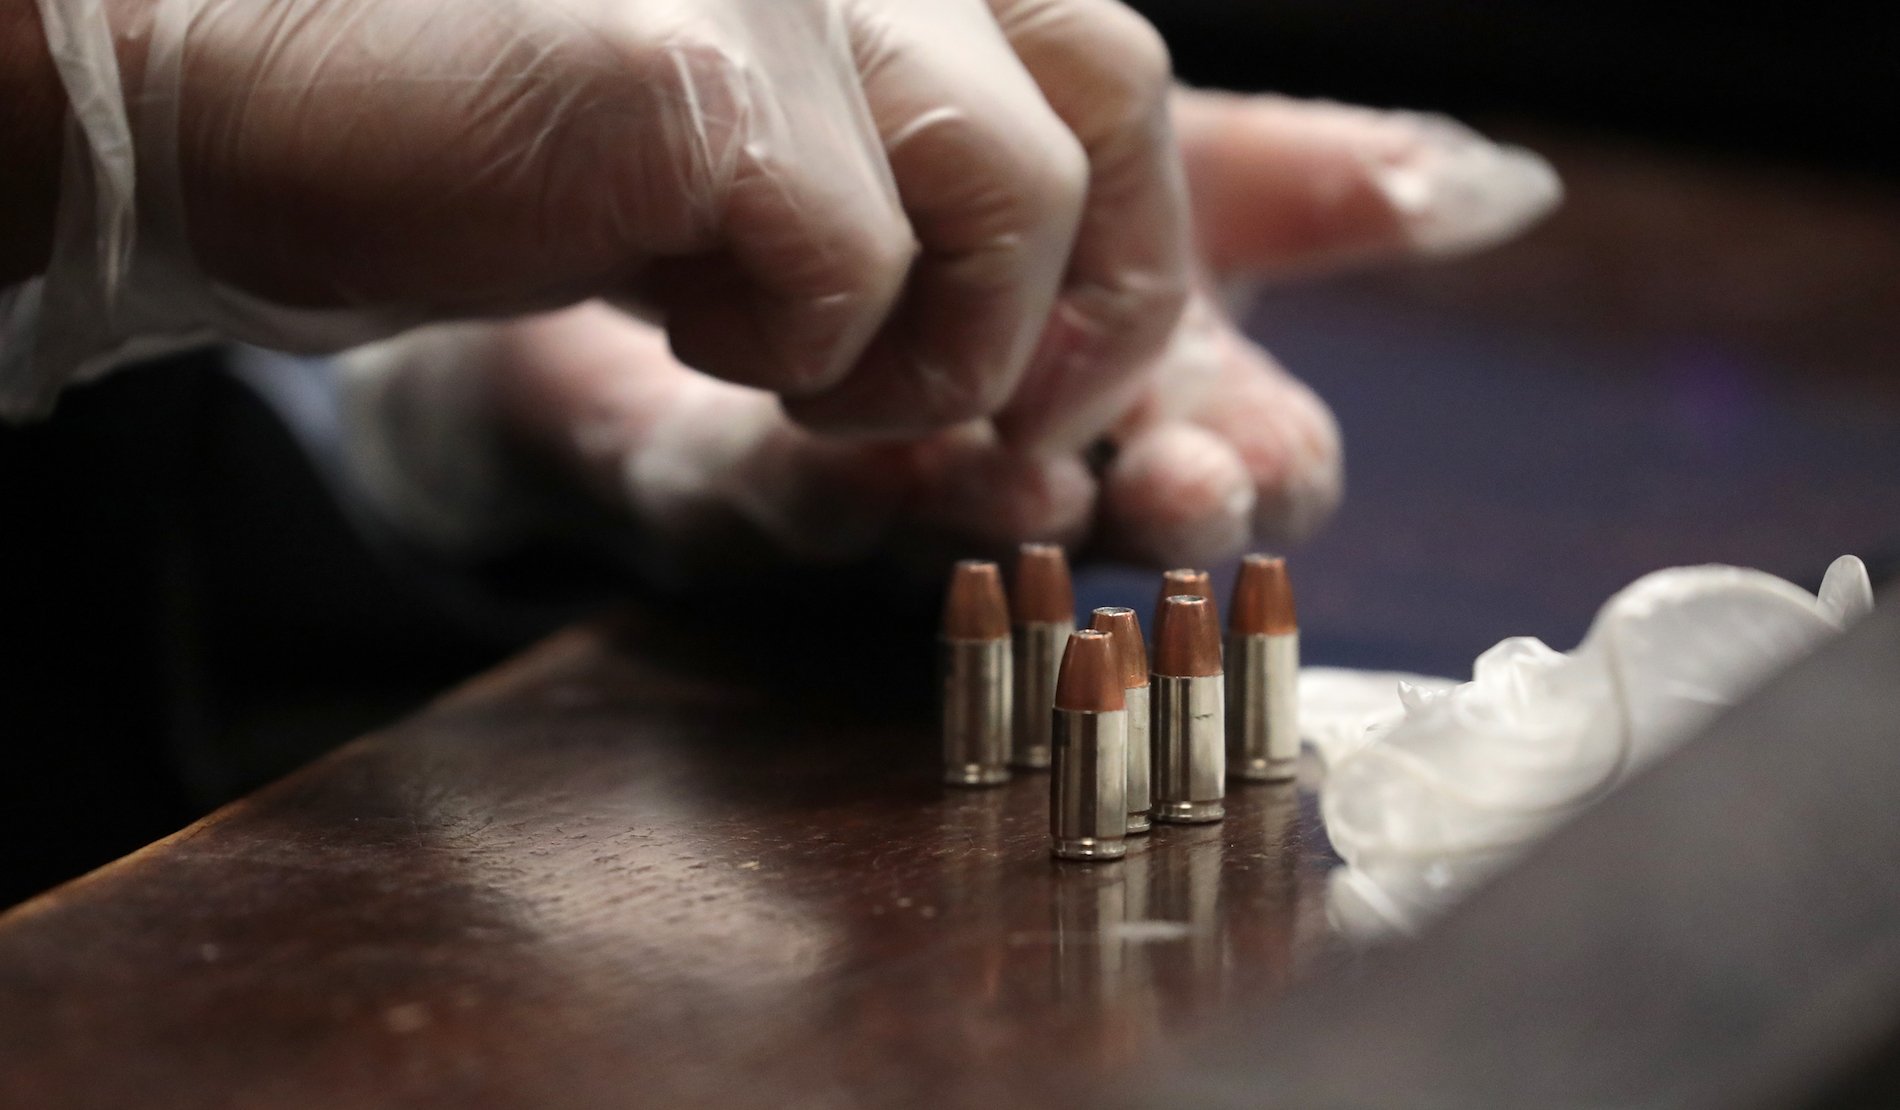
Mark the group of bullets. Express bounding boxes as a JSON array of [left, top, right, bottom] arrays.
[[940, 545, 1299, 861]]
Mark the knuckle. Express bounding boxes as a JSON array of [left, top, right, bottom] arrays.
[[918, 108, 1087, 243], [1026, 1, 1174, 131], [855, 215, 921, 301], [1022, 127, 1090, 226], [1095, 6, 1174, 109]]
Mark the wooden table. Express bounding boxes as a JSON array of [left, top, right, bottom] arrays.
[[5, 131, 1900, 1107], [0, 613, 1332, 1108]]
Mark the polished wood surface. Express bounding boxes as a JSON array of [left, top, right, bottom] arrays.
[[0, 614, 1330, 1109], [6, 133, 1900, 1107]]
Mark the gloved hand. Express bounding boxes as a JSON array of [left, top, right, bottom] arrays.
[[5, 0, 1186, 436], [337, 88, 1561, 572]]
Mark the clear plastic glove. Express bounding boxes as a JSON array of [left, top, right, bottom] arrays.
[[337, 88, 1562, 571], [4, 0, 1188, 431], [1314, 555, 1876, 941]]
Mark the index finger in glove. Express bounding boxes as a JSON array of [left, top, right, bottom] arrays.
[[1173, 89, 1563, 281]]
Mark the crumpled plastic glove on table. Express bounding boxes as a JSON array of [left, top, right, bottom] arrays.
[[1298, 555, 1875, 941]]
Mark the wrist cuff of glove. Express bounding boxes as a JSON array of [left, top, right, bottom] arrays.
[[3, 0, 414, 421], [0, 0, 137, 418]]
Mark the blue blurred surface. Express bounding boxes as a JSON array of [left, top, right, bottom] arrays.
[[1083, 147, 1900, 676]]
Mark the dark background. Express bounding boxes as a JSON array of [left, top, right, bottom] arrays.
[[3, 3, 1898, 906], [1135, 0, 1900, 175]]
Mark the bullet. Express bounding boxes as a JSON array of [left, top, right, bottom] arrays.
[[1089, 606, 1152, 834], [1050, 629, 1129, 861], [1011, 543, 1076, 770], [941, 560, 1012, 786], [1151, 595, 1226, 824], [1153, 568, 1214, 640], [1227, 554, 1301, 782]]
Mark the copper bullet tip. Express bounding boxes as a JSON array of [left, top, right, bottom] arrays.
[[1054, 630, 1125, 713], [1155, 567, 1214, 617], [1230, 554, 1298, 636], [942, 560, 1010, 641], [1153, 595, 1222, 677], [1089, 606, 1150, 689], [1012, 543, 1075, 625]]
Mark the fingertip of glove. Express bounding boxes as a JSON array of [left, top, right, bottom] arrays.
[[1102, 422, 1255, 568], [1363, 113, 1564, 257]]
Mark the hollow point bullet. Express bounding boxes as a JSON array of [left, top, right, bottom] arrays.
[[1151, 594, 1226, 824], [1227, 554, 1300, 782], [1050, 630, 1129, 861], [1154, 568, 1214, 639], [940, 560, 1012, 786], [1089, 606, 1152, 834], [1011, 543, 1076, 771]]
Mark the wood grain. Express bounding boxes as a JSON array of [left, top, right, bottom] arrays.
[[0, 614, 1333, 1109]]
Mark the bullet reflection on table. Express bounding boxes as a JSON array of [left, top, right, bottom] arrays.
[[1052, 860, 1128, 1001], [1038, 781, 1316, 1015], [1223, 781, 1302, 995], [1145, 823, 1227, 1006], [933, 786, 1014, 1003]]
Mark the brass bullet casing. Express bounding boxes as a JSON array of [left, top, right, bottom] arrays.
[[1226, 633, 1299, 781], [943, 639, 1011, 786], [1151, 595, 1226, 824], [1123, 685, 1152, 832], [1050, 630, 1128, 861], [1011, 544, 1075, 770], [1227, 555, 1300, 782], [941, 561, 1012, 786], [1089, 606, 1152, 834], [1013, 622, 1069, 769]]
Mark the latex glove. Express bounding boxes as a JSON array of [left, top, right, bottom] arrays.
[[3, 0, 1187, 432], [338, 89, 1561, 571]]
